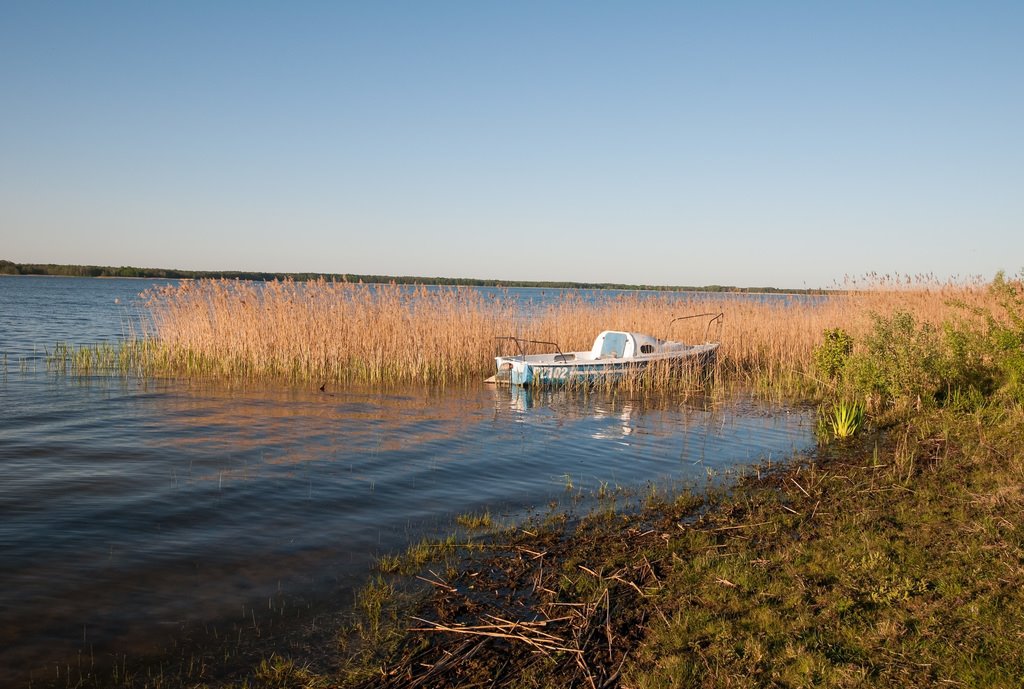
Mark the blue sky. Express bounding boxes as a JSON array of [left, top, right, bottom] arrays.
[[2, 2, 1021, 287]]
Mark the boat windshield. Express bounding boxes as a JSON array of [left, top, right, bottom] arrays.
[[599, 332, 629, 358]]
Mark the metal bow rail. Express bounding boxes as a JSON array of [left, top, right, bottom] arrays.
[[668, 312, 724, 343], [494, 336, 573, 362]]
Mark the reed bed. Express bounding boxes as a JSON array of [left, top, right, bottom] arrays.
[[75, 276, 1007, 390], [138, 279, 515, 386]]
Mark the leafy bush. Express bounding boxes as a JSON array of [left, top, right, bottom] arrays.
[[844, 311, 945, 407], [839, 273, 1024, 411], [984, 271, 1024, 403], [813, 328, 853, 381]]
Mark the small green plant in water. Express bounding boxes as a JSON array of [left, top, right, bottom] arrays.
[[455, 510, 493, 530], [254, 654, 328, 688], [376, 553, 401, 574], [356, 575, 395, 641], [825, 399, 865, 440]]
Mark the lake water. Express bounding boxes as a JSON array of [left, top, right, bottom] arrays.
[[0, 276, 815, 686]]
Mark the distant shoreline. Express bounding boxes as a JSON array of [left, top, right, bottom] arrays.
[[0, 259, 829, 295]]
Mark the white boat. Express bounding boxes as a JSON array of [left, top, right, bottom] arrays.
[[489, 315, 721, 387]]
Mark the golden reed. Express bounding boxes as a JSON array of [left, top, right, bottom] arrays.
[[136, 277, 1002, 388]]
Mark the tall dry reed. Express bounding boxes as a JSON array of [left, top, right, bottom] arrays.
[[134, 277, 1002, 389], [141, 279, 514, 386]]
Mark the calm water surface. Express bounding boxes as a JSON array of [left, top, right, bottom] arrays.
[[0, 277, 815, 685]]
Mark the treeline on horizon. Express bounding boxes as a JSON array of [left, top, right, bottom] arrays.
[[0, 259, 825, 295]]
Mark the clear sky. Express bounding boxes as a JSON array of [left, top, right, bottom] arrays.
[[2, 2, 1021, 288]]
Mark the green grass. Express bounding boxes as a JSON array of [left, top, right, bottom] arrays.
[[622, 407, 1024, 688], [455, 510, 493, 530]]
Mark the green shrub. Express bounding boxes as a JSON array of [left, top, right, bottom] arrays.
[[842, 275, 1024, 411], [813, 328, 854, 381], [985, 271, 1024, 403], [844, 311, 945, 407]]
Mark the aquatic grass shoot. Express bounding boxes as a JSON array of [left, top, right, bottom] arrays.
[[455, 510, 493, 530], [823, 398, 866, 440]]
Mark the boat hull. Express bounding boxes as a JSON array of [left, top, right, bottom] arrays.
[[496, 343, 718, 387]]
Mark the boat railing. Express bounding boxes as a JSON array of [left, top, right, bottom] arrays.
[[668, 312, 724, 343], [495, 336, 570, 361]]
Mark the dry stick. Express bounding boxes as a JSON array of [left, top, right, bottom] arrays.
[[394, 638, 485, 689], [712, 520, 773, 531], [416, 572, 457, 593], [532, 556, 544, 595], [569, 610, 599, 689], [575, 651, 598, 689], [409, 617, 580, 655], [609, 574, 647, 598], [600, 650, 629, 689], [484, 614, 570, 640], [641, 554, 661, 587], [650, 599, 671, 627], [790, 477, 811, 497], [603, 588, 613, 663]]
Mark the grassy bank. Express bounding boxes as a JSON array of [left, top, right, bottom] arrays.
[[319, 404, 1021, 689]]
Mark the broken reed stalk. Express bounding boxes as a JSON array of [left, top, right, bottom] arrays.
[[387, 533, 663, 688], [410, 616, 581, 655]]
